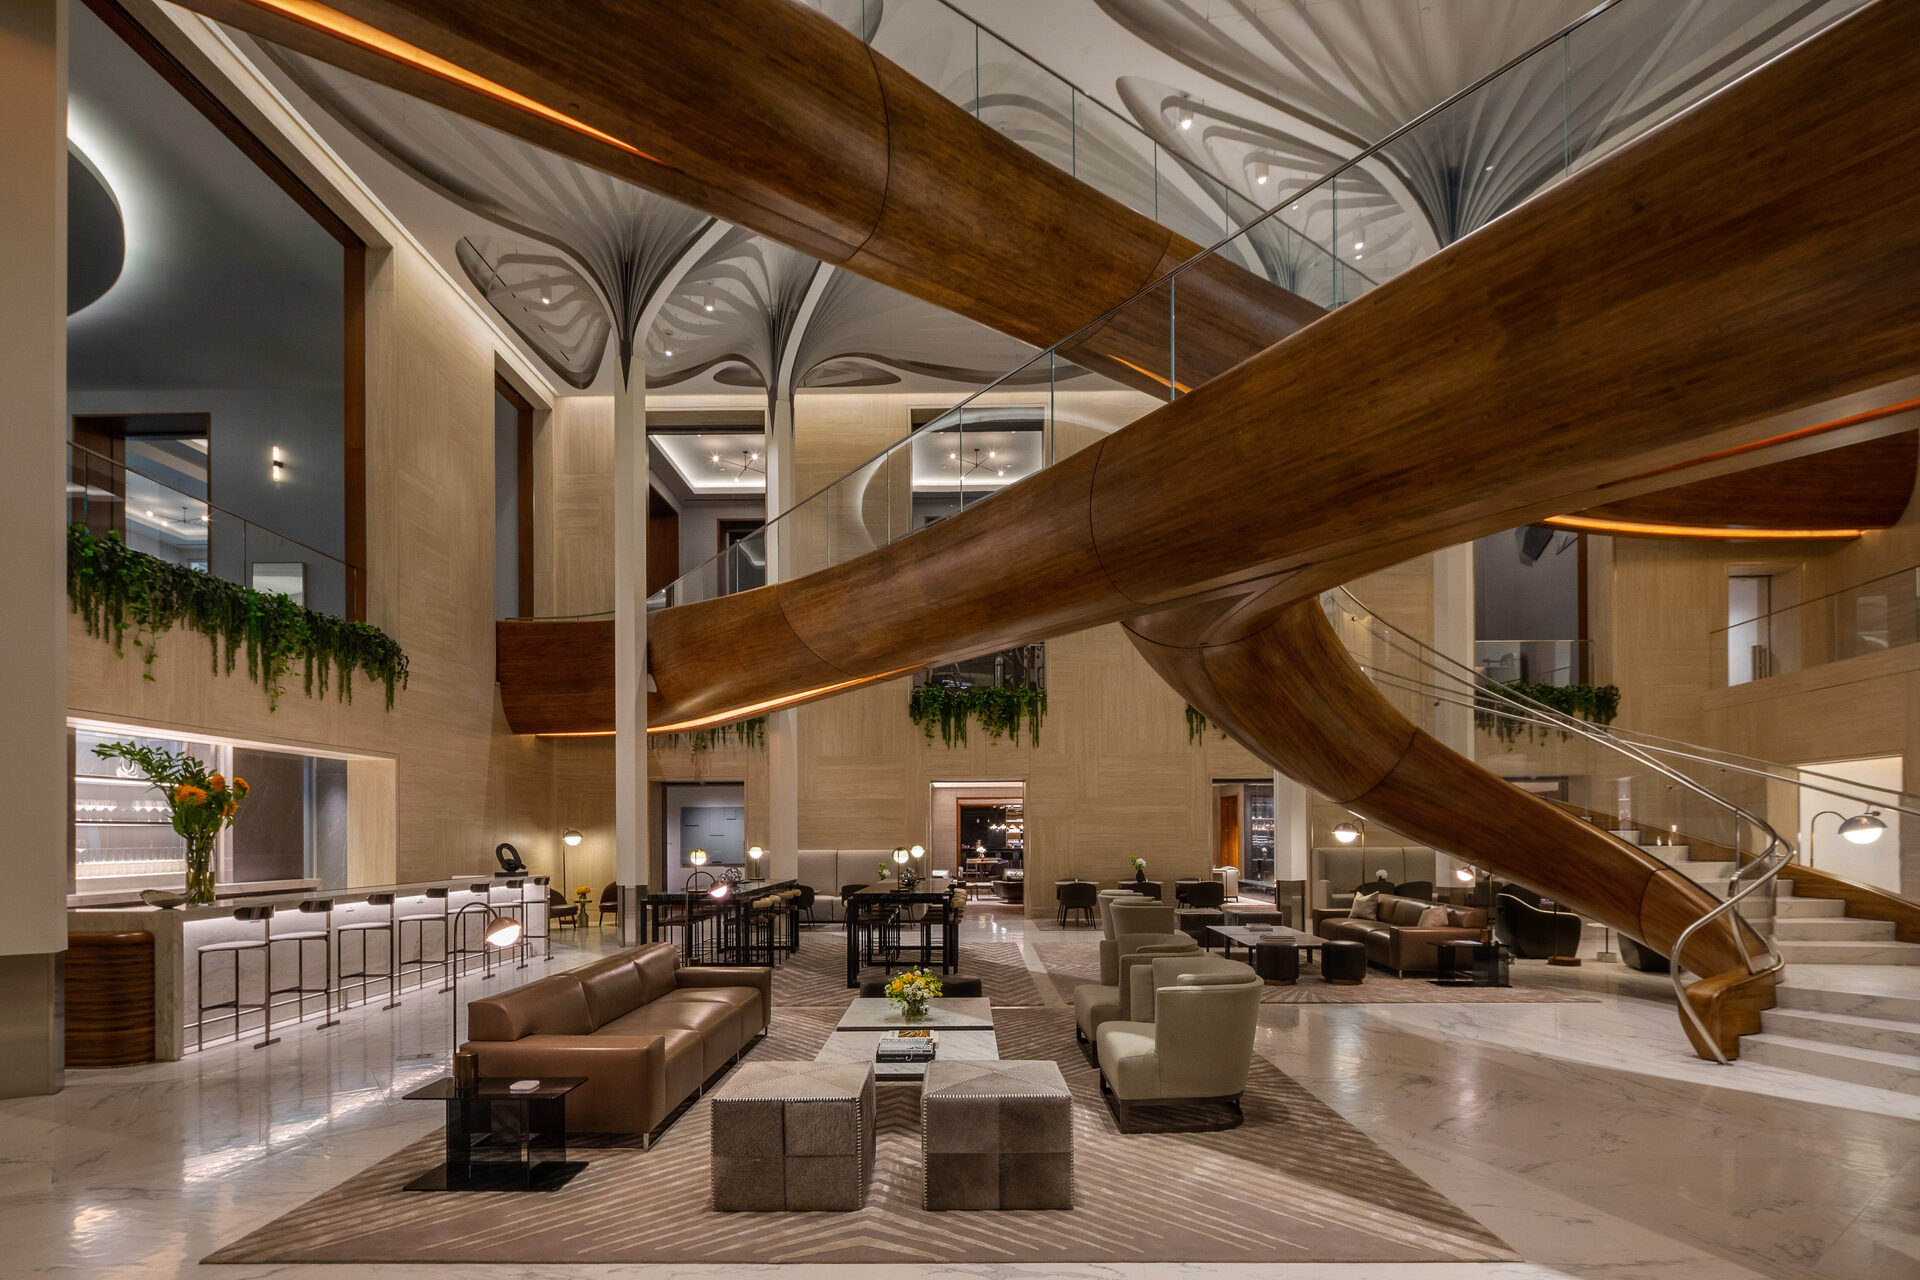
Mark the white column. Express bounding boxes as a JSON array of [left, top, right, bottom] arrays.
[[0, 0, 67, 1098], [1431, 542, 1476, 889], [764, 394, 799, 880], [613, 359, 649, 943]]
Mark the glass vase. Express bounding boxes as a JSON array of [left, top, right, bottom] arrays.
[[184, 834, 217, 905]]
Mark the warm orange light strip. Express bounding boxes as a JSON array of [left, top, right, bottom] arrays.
[[1108, 355, 1191, 396], [1545, 515, 1863, 540], [1595, 396, 1920, 491], [534, 730, 615, 738], [649, 667, 919, 733], [241, 0, 666, 166]]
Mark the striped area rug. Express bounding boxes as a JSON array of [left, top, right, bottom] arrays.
[[206, 1003, 1514, 1266]]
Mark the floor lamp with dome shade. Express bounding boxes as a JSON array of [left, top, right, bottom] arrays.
[[448, 905, 523, 1083], [1809, 809, 1886, 870]]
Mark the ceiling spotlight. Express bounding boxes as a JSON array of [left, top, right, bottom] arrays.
[[1353, 240, 1364, 250], [949, 451, 958, 460], [145, 509, 153, 517], [1252, 161, 1268, 186], [540, 291, 550, 305], [1485, 164, 1494, 171], [1354, 253, 1363, 260], [1176, 107, 1193, 130], [987, 449, 996, 459], [703, 298, 715, 312], [664, 349, 673, 357]]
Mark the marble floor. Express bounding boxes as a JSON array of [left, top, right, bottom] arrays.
[[2, 906, 1914, 1279]]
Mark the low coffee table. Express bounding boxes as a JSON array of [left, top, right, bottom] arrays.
[[403, 1076, 587, 1192], [821, 997, 1000, 1082], [1207, 923, 1319, 964]]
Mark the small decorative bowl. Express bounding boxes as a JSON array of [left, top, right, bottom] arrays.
[[140, 889, 188, 910]]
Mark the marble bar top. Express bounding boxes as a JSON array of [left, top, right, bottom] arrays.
[[68, 874, 554, 922]]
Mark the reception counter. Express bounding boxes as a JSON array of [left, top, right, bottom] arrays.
[[68, 876, 553, 1061]]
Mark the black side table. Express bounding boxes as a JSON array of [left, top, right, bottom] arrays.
[[1434, 939, 1511, 988], [403, 1076, 588, 1191]]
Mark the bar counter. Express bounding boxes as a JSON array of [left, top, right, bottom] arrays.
[[68, 876, 553, 1060]]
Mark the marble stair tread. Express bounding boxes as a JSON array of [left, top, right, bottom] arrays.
[[1741, 1034, 1920, 1096], [1776, 939, 1920, 965], [1775, 917, 1898, 941], [1761, 1007, 1920, 1056], [1776, 896, 1849, 918], [1776, 982, 1920, 1021]]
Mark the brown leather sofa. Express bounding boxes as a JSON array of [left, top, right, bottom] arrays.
[[463, 942, 770, 1142], [1312, 894, 1486, 975]]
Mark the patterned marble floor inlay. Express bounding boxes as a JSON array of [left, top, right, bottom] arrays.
[[205, 941, 1514, 1267]]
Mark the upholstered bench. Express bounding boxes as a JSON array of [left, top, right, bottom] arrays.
[[921, 1059, 1073, 1210], [710, 1061, 876, 1211]]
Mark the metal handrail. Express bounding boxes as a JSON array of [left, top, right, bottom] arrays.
[[657, 0, 1628, 606], [66, 440, 353, 572], [1329, 588, 1786, 1063], [1705, 563, 1920, 637]]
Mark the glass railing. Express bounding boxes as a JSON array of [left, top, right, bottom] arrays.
[[1711, 566, 1920, 687], [1475, 639, 1591, 687], [656, 0, 1868, 613], [67, 442, 359, 619]]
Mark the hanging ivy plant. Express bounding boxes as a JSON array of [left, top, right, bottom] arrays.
[[1185, 703, 1235, 745], [907, 683, 1047, 748], [1475, 680, 1621, 747], [67, 526, 408, 711], [649, 716, 768, 755]]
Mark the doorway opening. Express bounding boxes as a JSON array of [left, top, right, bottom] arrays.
[[930, 781, 1025, 890], [1212, 778, 1275, 886]]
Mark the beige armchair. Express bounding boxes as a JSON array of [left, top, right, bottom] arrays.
[[1096, 955, 1262, 1132], [1072, 897, 1197, 1060], [1212, 866, 1240, 900]]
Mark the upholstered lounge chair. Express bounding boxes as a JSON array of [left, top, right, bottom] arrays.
[[1495, 890, 1584, 958], [1072, 897, 1198, 1060], [1096, 954, 1262, 1132]]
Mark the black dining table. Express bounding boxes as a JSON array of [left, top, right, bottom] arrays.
[[840, 887, 961, 987]]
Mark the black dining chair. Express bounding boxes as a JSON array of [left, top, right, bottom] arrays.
[[1056, 879, 1097, 927]]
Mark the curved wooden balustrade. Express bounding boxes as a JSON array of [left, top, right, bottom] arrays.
[[189, 0, 1920, 1053]]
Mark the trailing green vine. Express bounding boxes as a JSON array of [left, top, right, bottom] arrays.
[[1185, 703, 1233, 744], [1475, 680, 1621, 747], [649, 716, 768, 755], [67, 526, 408, 711], [908, 683, 1047, 748]]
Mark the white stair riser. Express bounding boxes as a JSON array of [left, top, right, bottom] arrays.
[[1776, 918, 1897, 942], [1776, 986, 1920, 1021], [1777, 940, 1920, 965], [1776, 897, 1847, 918], [1762, 1009, 1920, 1056], [1742, 1037, 1920, 1096]]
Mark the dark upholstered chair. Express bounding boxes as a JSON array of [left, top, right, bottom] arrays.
[[858, 976, 983, 999], [1057, 879, 1098, 927], [1495, 891, 1583, 958], [547, 887, 580, 931], [1618, 935, 1672, 973], [597, 882, 618, 928], [794, 883, 817, 927], [1176, 879, 1226, 909], [1393, 880, 1434, 902]]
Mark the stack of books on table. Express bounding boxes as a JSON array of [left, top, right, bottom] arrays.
[[875, 1030, 937, 1063]]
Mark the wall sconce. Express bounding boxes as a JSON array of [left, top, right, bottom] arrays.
[[271, 446, 286, 482]]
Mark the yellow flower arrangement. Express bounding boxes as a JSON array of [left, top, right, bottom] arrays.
[[97, 741, 250, 905], [173, 784, 208, 806], [884, 966, 943, 1020]]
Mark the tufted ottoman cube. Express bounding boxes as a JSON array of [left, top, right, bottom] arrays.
[[711, 1061, 875, 1211], [921, 1059, 1073, 1210]]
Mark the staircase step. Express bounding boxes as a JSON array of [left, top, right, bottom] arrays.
[[1776, 896, 1848, 918], [1776, 984, 1920, 1021], [1741, 1034, 1920, 1095], [1776, 917, 1897, 942], [1777, 939, 1920, 965], [1674, 860, 1736, 878], [1762, 1007, 1920, 1056]]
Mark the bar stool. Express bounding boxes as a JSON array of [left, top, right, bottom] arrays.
[[196, 905, 275, 1052], [498, 876, 531, 969], [393, 886, 449, 998], [335, 892, 397, 1011], [269, 899, 339, 1031], [525, 875, 559, 962], [450, 884, 501, 982]]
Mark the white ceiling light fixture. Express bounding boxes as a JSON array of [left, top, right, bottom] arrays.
[[1251, 161, 1268, 186], [1176, 107, 1193, 130], [271, 446, 285, 482]]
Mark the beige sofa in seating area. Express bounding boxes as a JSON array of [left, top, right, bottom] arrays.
[[463, 942, 770, 1144], [1312, 893, 1486, 975]]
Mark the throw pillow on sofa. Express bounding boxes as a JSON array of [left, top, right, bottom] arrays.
[[1349, 892, 1380, 920], [1416, 904, 1449, 926]]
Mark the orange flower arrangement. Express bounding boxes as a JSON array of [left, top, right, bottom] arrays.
[[95, 741, 250, 904]]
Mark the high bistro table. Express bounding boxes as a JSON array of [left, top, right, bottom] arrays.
[[645, 878, 800, 966], [841, 888, 961, 988]]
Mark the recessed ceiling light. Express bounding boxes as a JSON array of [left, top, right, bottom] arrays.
[[1177, 108, 1193, 130], [540, 291, 550, 304], [1354, 253, 1363, 260], [711, 453, 720, 463], [703, 298, 714, 311], [1353, 241, 1364, 250], [1484, 164, 1494, 171], [1252, 162, 1268, 185], [664, 348, 673, 356]]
